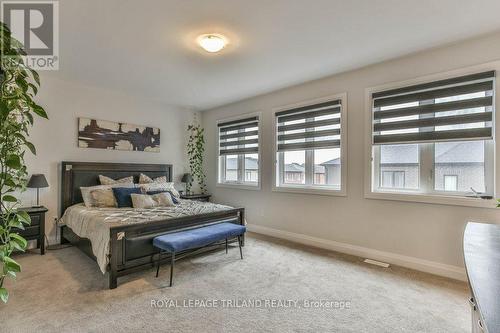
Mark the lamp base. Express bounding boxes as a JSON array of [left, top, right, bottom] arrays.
[[31, 205, 43, 208]]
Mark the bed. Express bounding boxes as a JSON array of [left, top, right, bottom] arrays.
[[59, 161, 245, 289]]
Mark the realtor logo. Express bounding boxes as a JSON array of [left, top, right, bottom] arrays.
[[1, 0, 59, 70]]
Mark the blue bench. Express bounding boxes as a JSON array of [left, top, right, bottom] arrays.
[[153, 222, 246, 286]]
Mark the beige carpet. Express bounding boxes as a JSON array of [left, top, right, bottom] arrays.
[[1, 233, 469, 333]]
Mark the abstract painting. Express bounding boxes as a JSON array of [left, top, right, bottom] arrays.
[[78, 118, 160, 152]]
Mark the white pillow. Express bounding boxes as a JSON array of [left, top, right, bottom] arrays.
[[131, 192, 175, 208], [139, 173, 167, 184], [81, 183, 135, 207], [99, 175, 134, 185], [139, 182, 180, 198]]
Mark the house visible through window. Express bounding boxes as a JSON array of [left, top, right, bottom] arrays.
[[371, 71, 495, 197], [275, 96, 345, 192], [218, 115, 260, 187]]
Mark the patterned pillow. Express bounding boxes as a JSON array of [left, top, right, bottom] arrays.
[[139, 182, 180, 198], [90, 188, 117, 208], [147, 190, 179, 204], [99, 175, 134, 185], [131, 192, 175, 208], [139, 173, 167, 184], [81, 184, 135, 207]]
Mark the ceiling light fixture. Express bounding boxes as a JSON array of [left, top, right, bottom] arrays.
[[197, 34, 227, 53]]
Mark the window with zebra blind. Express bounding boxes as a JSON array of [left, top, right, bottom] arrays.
[[217, 114, 260, 188], [369, 70, 495, 200], [274, 94, 347, 195]]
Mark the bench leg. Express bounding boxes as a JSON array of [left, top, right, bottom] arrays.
[[155, 249, 162, 278], [238, 235, 243, 260], [225, 238, 228, 254], [170, 252, 175, 287]]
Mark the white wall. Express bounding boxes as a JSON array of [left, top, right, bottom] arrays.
[[201, 32, 500, 279], [21, 76, 196, 243]]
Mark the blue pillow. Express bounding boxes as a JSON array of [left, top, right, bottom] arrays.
[[112, 187, 142, 208], [147, 190, 179, 204]]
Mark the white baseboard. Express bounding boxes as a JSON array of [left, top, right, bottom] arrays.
[[247, 224, 467, 281]]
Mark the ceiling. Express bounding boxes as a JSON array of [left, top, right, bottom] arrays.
[[48, 0, 500, 110]]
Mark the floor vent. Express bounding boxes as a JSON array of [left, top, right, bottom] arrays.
[[364, 259, 390, 268]]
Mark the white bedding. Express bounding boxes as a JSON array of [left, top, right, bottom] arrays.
[[60, 200, 234, 273]]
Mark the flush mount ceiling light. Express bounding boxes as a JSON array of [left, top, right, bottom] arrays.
[[197, 34, 228, 53]]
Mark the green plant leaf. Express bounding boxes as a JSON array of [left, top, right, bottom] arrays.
[[16, 211, 31, 225], [2, 195, 18, 202], [5, 154, 21, 169], [0, 288, 8, 303], [32, 105, 48, 119], [10, 233, 27, 249], [25, 141, 36, 155], [4, 257, 21, 272]]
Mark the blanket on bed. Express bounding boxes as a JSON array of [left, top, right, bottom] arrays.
[[61, 200, 234, 273]]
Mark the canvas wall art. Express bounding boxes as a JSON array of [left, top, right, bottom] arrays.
[[78, 118, 160, 152]]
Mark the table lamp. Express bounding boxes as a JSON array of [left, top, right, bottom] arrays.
[[27, 174, 49, 207], [181, 173, 193, 194]]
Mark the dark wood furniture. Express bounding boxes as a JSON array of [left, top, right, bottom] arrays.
[[180, 193, 211, 202], [464, 222, 500, 333], [15, 206, 47, 255], [60, 161, 244, 289]]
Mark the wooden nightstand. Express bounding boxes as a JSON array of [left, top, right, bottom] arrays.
[[14, 206, 48, 255], [180, 193, 211, 202]]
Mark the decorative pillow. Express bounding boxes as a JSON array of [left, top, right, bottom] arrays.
[[139, 173, 167, 184], [99, 175, 134, 185], [140, 182, 180, 198], [90, 188, 117, 208], [112, 187, 142, 208], [146, 190, 179, 204], [131, 192, 175, 209], [81, 184, 135, 207], [151, 192, 175, 207], [131, 193, 157, 209]]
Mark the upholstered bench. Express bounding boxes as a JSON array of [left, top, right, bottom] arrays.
[[153, 222, 246, 286]]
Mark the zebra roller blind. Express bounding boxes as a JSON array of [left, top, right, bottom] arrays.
[[218, 116, 259, 155], [276, 99, 342, 152], [372, 71, 495, 145]]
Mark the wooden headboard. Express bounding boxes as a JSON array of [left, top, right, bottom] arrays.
[[60, 161, 173, 216]]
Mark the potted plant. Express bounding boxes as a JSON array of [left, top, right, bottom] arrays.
[[0, 22, 48, 303], [187, 124, 207, 194]]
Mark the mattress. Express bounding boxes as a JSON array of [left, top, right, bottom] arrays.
[[60, 199, 234, 273]]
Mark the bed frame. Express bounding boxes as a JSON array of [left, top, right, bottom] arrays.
[[60, 161, 245, 289]]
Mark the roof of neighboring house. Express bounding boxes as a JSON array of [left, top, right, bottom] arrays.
[[435, 141, 484, 163], [284, 163, 324, 174], [226, 157, 258, 170], [226, 157, 325, 173], [321, 158, 341, 166], [380, 141, 484, 164], [380, 144, 419, 164]]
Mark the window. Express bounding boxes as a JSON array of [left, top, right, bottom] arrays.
[[443, 175, 458, 192], [370, 70, 495, 199], [218, 115, 260, 187], [274, 95, 346, 194], [381, 171, 405, 189]]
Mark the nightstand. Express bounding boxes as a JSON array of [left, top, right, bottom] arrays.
[[180, 193, 211, 202], [14, 206, 48, 255]]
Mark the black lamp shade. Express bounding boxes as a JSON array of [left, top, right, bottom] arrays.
[[181, 173, 192, 183], [27, 174, 49, 188]]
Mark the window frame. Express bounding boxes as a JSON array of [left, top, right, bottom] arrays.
[[272, 93, 348, 196], [216, 112, 262, 191], [364, 63, 498, 208]]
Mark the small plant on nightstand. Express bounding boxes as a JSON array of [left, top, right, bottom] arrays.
[[187, 123, 207, 194], [0, 22, 48, 303]]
